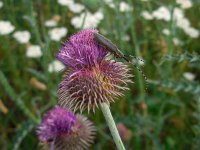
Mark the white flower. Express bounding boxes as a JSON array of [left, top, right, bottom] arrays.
[[48, 60, 65, 72], [183, 72, 195, 81], [173, 8, 184, 21], [119, 2, 133, 12], [172, 7, 198, 38], [71, 10, 104, 29], [45, 19, 57, 27], [0, 21, 15, 35], [141, 11, 153, 20], [176, 17, 190, 30], [94, 11, 104, 20], [26, 45, 42, 58], [103, 0, 115, 8], [173, 38, 182, 45], [13, 31, 31, 44], [184, 27, 199, 38], [68, 3, 85, 13], [0, 1, 3, 8], [57, 0, 74, 6], [162, 29, 170, 35], [176, 0, 192, 9], [152, 6, 171, 21], [48, 27, 67, 41]]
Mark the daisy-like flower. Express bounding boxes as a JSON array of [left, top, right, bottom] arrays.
[[183, 72, 195, 81], [13, 31, 31, 44], [184, 27, 199, 39], [56, 29, 132, 112], [162, 29, 170, 36], [173, 7, 184, 21], [176, 0, 192, 9], [0, 21, 15, 35], [26, 45, 42, 58], [173, 38, 182, 46], [152, 6, 171, 21], [71, 11, 104, 29], [48, 27, 67, 41], [37, 106, 96, 150], [57, 0, 74, 6], [141, 11, 153, 20], [103, 0, 115, 8], [119, 2, 133, 12], [0, 1, 3, 9], [68, 3, 85, 13], [45, 19, 57, 27], [48, 60, 65, 73]]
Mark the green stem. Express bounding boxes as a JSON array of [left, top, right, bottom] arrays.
[[100, 103, 126, 150]]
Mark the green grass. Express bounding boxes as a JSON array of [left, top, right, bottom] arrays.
[[0, 0, 200, 149]]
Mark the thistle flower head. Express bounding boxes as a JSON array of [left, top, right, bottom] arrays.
[[57, 29, 132, 112], [37, 106, 76, 142], [56, 29, 108, 69], [53, 115, 96, 150], [37, 106, 96, 150]]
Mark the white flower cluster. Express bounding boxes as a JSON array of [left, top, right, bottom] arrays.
[[13, 31, 31, 44], [173, 8, 199, 38], [183, 72, 195, 81], [44, 16, 68, 42], [45, 19, 57, 27], [173, 38, 182, 46], [0, 1, 3, 9], [71, 10, 104, 29], [0, 20, 43, 58], [48, 27, 68, 41], [0, 21, 15, 35], [162, 29, 170, 36], [103, 0, 115, 8], [141, 6, 171, 21], [26, 45, 42, 58], [141, 11, 153, 20], [48, 60, 65, 72], [57, 0, 84, 13], [152, 6, 171, 21], [12, 30, 43, 58], [141, 6, 199, 38], [176, 0, 192, 9], [45, 15, 61, 27], [119, 2, 133, 12]]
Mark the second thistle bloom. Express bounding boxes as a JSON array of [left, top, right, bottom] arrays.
[[37, 106, 96, 150], [57, 29, 132, 112]]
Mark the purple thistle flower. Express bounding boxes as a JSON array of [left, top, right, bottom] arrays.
[[53, 115, 96, 150], [37, 106, 76, 143], [37, 106, 96, 150], [57, 29, 133, 112], [56, 29, 108, 69]]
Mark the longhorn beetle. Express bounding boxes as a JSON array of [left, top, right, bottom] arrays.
[[93, 32, 148, 91]]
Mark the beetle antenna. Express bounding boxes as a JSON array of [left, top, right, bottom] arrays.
[[130, 62, 148, 92], [128, 55, 145, 64]]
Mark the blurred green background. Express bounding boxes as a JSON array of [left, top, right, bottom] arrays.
[[0, 0, 200, 149]]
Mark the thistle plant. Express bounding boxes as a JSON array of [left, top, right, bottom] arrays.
[[56, 29, 132, 150], [57, 29, 132, 112], [37, 106, 96, 150]]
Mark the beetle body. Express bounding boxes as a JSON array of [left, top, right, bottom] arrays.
[[94, 33, 130, 62], [94, 32, 148, 91]]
